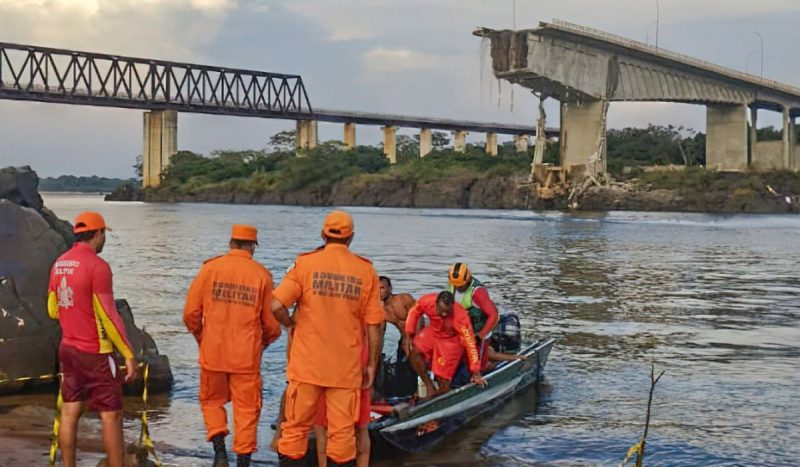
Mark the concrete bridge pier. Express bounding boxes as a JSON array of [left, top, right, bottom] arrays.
[[382, 126, 397, 164], [142, 110, 177, 188], [560, 100, 606, 170], [453, 130, 468, 153], [485, 132, 498, 156], [514, 134, 529, 154], [706, 104, 748, 171], [296, 120, 318, 149], [782, 107, 795, 169], [343, 122, 356, 149], [419, 128, 433, 158]]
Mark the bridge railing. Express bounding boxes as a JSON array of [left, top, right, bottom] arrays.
[[0, 42, 312, 115]]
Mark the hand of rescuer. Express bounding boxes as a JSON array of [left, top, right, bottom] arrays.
[[471, 372, 487, 388], [362, 364, 376, 390], [125, 357, 137, 383]]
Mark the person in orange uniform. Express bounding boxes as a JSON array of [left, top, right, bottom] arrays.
[[272, 210, 383, 467], [47, 211, 136, 467], [183, 224, 281, 467], [404, 291, 486, 397], [312, 335, 371, 467]]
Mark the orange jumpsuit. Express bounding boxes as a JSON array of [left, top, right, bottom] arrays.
[[273, 244, 383, 463], [405, 293, 481, 381], [183, 249, 281, 455]]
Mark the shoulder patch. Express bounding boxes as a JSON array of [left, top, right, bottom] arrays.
[[203, 255, 225, 264]]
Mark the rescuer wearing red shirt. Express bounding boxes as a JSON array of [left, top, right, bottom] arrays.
[[405, 291, 486, 397], [47, 211, 135, 467]]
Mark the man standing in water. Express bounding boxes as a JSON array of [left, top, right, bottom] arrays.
[[47, 211, 136, 467], [272, 210, 383, 467], [184, 224, 281, 467]]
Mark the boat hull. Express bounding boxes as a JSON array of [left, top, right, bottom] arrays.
[[370, 337, 554, 454]]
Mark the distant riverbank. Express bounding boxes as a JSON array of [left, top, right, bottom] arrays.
[[108, 166, 800, 214]]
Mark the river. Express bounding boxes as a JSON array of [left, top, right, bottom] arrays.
[[22, 194, 800, 466]]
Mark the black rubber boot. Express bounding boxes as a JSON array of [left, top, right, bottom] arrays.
[[211, 434, 229, 466], [278, 453, 307, 466], [236, 453, 252, 467], [326, 458, 355, 467]]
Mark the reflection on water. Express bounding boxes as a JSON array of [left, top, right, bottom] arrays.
[[19, 195, 800, 466]]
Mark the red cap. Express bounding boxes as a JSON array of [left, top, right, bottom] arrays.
[[231, 224, 258, 244], [322, 210, 354, 239], [73, 211, 111, 234]]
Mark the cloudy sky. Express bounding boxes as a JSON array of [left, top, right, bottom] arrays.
[[1, 0, 798, 177]]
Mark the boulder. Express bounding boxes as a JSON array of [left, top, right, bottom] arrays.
[[0, 166, 172, 394]]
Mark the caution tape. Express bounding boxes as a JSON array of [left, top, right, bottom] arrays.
[[619, 440, 643, 467], [43, 361, 161, 466], [0, 373, 59, 385], [48, 389, 63, 467], [138, 363, 162, 466]]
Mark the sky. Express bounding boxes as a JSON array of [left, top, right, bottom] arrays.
[[0, 0, 799, 177]]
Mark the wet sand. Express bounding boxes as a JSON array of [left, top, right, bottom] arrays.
[[0, 394, 107, 466]]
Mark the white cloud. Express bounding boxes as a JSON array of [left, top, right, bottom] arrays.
[[0, 0, 234, 60], [362, 47, 443, 73]]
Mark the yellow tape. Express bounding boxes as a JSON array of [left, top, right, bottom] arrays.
[[138, 363, 162, 467], [619, 440, 643, 467], [48, 389, 63, 467]]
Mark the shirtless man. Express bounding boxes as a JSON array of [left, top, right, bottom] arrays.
[[379, 276, 415, 354]]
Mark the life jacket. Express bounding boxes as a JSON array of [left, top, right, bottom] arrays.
[[449, 278, 487, 334]]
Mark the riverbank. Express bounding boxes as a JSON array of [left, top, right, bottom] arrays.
[[108, 166, 800, 214]]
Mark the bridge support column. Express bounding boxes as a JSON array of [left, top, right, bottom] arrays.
[[419, 128, 433, 158], [296, 120, 318, 150], [453, 130, 468, 153], [560, 100, 606, 171], [783, 107, 793, 169], [382, 126, 397, 164], [142, 110, 177, 188], [749, 106, 758, 166], [514, 134, 529, 154], [706, 104, 748, 171], [344, 122, 356, 149], [485, 132, 498, 156]]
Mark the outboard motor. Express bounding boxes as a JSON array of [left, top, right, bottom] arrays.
[[490, 313, 522, 353]]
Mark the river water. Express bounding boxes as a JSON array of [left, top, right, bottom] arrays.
[[30, 194, 800, 466]]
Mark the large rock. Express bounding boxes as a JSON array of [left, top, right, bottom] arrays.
[[0, 166, 172, 394]]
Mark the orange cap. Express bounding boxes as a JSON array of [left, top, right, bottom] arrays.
[[322, 210, 354, 239], [231, 224, 258, 244], [73, 211, 111, 234]]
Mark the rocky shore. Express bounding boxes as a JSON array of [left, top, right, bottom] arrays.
[[106, 172, 800, 214]]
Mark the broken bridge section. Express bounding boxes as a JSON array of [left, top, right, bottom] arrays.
[[477, 20, 800, 174]]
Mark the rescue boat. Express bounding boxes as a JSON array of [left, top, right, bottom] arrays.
[[368, 337, 555, 454]]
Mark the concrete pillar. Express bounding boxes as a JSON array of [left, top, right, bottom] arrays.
[[749, 106, 758, 166], [514, 134, 529, 154], [783, 107, 792, 169], [343, 122, 356, 149], [453, 130, 468, 153], [485, 132, 498, 156], [382, 126, 397, 164], [706, 104, 748, 171], [142, 110, 177, 188], [296, 120, 318, 149], [560, 100, 606, 170], [419, 128, 433, 158], [792, 115, 799, 171]]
